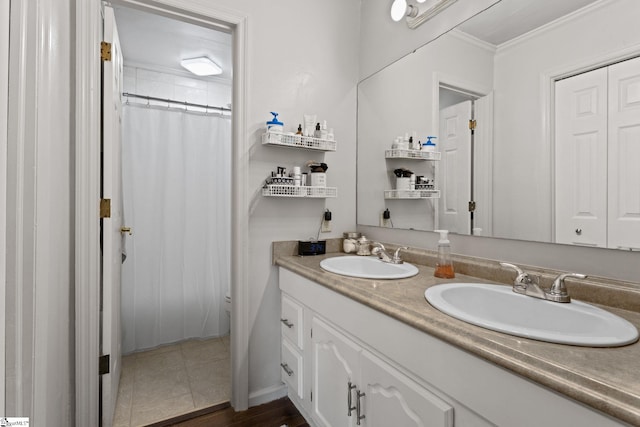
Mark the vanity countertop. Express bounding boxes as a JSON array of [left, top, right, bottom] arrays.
[[275, 251, 640, 426]]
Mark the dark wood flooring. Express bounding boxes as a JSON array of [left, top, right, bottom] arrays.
[[147, 397, 310, 427]]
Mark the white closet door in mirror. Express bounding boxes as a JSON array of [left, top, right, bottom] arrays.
[[607, 56, 640, 251], [555, 68, 607, 247]]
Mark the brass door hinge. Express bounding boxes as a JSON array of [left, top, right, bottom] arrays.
[[469, 119, 477, 131], [99, 354, 110, 375], [468, 201, 476, 212], [100, 199, 111, 218], [101, 41, 112, 62]]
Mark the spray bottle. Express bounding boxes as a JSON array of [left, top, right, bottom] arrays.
[[434, 230, 455, 279]]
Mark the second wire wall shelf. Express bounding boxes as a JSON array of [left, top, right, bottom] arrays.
[[384, 189, 440, 199], [263, 185, 338, 198], [262, 132, 337, 152], [385, 149, 441, 161]]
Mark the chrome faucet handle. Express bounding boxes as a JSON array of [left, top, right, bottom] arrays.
[[499, 262, 532, 285], [391, 246, 408, 264], [371, 242, 386, 251], [371, 242, 392, 262], [547, 273, 587, 303]]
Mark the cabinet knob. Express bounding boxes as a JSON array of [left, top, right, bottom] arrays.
[[575, 228, 582, 235]]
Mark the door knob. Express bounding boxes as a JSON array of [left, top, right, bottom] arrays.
[[575, 228, 582, 235], [120, 226, 132, 235]]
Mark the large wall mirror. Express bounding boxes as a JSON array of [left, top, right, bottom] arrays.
[[357, 0, 640, 251]]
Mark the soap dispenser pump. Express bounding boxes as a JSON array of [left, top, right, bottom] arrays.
[[422, 136, 437, 152], [434, 229, 455, 279]]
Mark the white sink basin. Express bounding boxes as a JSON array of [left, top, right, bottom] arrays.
[[320, 256, 419, 279], [425, 283, 639, 347]]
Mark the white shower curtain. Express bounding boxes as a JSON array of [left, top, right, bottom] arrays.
[[121, 104, 231, 354]]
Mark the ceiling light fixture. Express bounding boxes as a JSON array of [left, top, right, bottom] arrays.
[[390, 0, 458, 29], [180, 57, 222, 76]]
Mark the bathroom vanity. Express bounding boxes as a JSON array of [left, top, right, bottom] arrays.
[[275, 246, 640, 427]]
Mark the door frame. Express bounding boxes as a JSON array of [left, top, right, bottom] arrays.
[[0, 0, 9, 414], [74, 0, 250, 424], [432, 72, 491, 232]]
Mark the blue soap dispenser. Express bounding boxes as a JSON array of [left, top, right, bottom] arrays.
[[422, 136, 437, 152], [266, 112, 284, 133]]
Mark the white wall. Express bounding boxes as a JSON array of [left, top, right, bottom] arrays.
[[359, 0, 499, 79], [492, 0, 640, 242], [199, 0, 360, 402], [358, 30, 494, 230], [122, 65, 232, 110]]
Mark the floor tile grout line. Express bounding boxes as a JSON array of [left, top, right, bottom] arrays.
[[181, 339, 199, 413]]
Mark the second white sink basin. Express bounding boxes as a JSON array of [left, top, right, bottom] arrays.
[[425, 283, 639, 347], [320, 256, 419, 279]]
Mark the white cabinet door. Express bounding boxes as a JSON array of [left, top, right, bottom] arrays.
[[359, 350, 454, 427], [282, 294, 304, 350], [555, 67, 608, 247], [607, 55, 640, 250], [281, 339, 304, 400], [311, 317, 361, 427]]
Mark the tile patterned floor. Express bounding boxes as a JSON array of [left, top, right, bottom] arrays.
[[113, 335, 231, 427]]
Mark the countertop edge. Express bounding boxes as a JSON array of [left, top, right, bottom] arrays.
[[275, 255, 640, 426]]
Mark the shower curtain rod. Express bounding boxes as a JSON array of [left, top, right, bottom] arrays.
[[122, 92, 232, 112]]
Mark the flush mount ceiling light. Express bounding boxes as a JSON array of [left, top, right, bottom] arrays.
[[390, 0, 458, 29], [180, 57, 222, 76]]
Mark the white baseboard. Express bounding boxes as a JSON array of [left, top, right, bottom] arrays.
[[248, 382, 288, 407]]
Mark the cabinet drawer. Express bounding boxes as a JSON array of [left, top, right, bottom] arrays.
[[281, 339, 304, 400], [281, 294, 304, 349]]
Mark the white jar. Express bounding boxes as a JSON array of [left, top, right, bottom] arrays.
[[343, 232, 360, 254], [396, 177, 410, 190], [310, 172, 326, 187]]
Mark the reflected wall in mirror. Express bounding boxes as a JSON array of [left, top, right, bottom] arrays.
[[357, 0, 640, 251]]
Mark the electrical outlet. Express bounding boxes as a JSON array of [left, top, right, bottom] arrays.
[[321, 219, 332, 232], [380, 209, 392, 228]]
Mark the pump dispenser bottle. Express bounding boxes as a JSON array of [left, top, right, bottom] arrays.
[[434, 230, 455, 278]]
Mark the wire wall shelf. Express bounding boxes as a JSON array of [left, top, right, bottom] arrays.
[[262, 132, 337, 152], [385, 149, 441, 160], [263, 185, 338, 198], [384, 189, 440, 199]]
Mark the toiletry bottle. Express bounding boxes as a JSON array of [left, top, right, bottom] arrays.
[[266, 112, 283, 133], [321, 120, 328, 139], [422, 136, 437, 152], [296, 124, 303, 135], [314, 123, 322, 138], [434, 230, 455, 279], [293, 166, 301, 186]]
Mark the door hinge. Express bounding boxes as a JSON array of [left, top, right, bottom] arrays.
[[469, 119, 477, 131], [101, 41, 112, 62], [310, 328, 313, 339], [99, 354, 110, 375], [310, 390, 313, 402], [468, 201, 476, 212], [100, 198, 111, 218]]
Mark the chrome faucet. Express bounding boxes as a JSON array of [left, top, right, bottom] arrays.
[[371, 242, 407, 264], [500, 262, 587, 303]]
